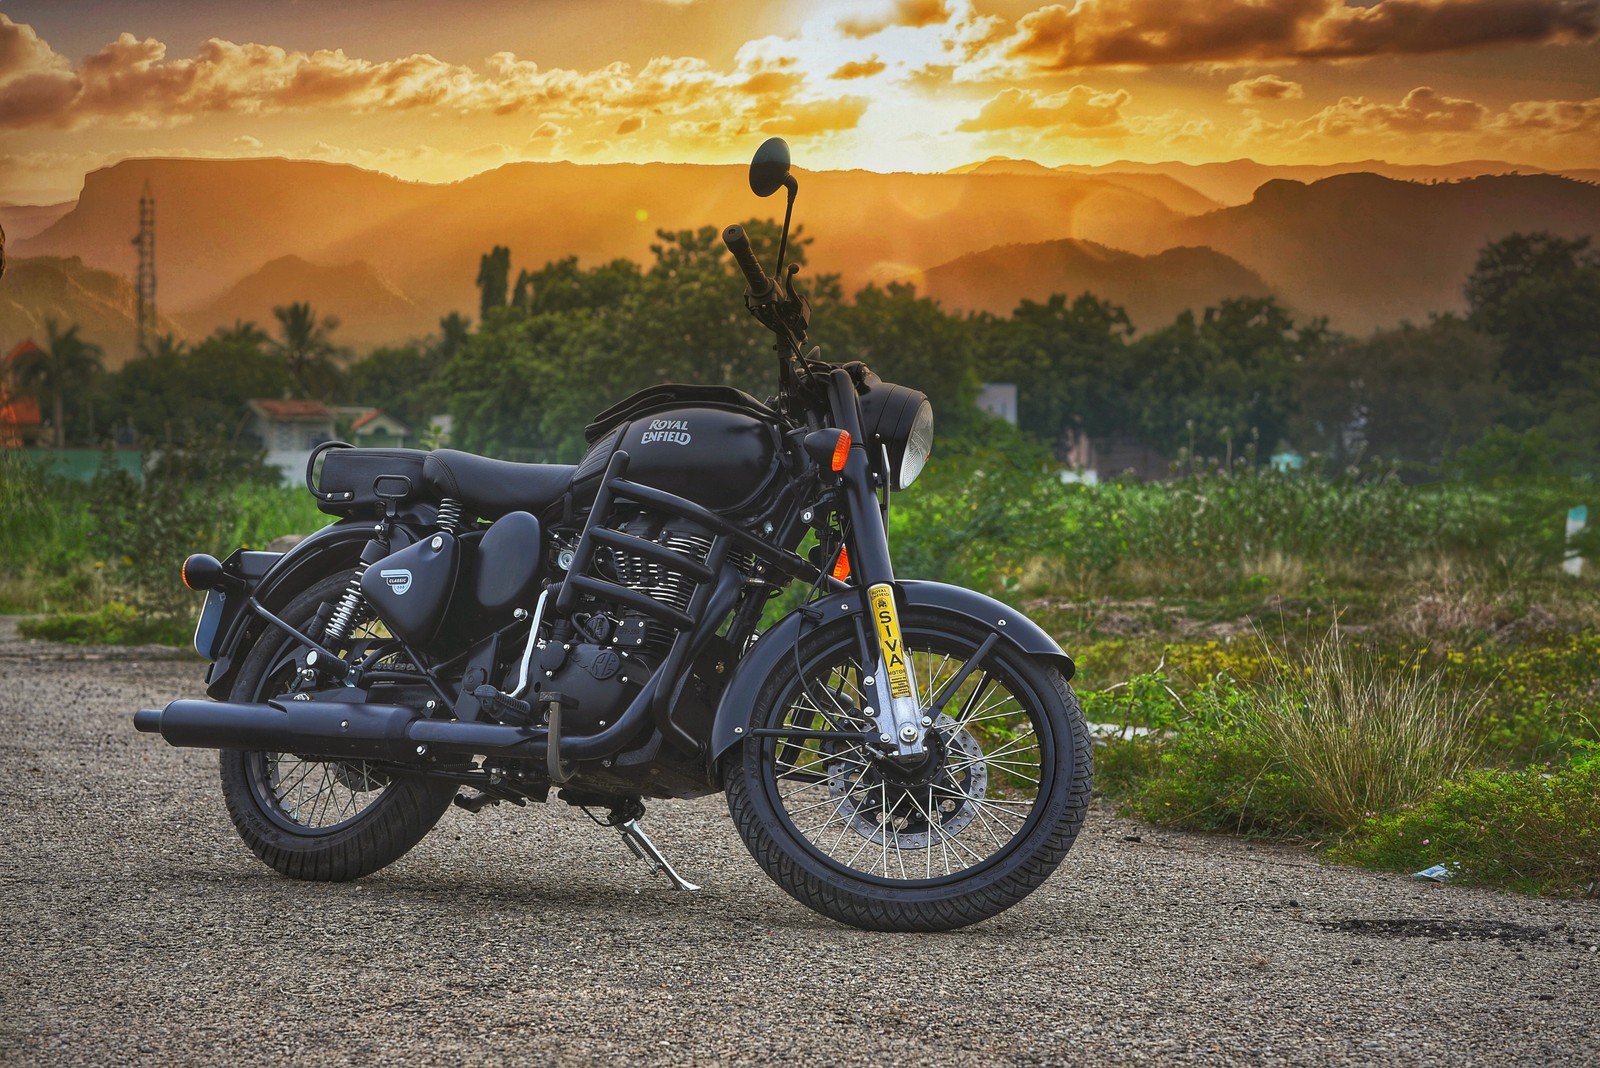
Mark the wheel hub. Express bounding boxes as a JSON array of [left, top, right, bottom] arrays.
[[825, 713, 988, 848]]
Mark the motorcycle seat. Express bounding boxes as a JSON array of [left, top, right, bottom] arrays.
[[423, 449, 578, 519]]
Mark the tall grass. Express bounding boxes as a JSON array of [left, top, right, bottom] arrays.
[[1239, 623, 1486, 831]]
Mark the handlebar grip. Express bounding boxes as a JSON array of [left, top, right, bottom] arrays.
[[722, 224, 773, 299]]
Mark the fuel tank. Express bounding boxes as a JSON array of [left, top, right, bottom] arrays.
[[575, 404, 783, 515]]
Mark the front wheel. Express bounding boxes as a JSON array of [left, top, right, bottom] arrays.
[[725, 608, 1092, 931]]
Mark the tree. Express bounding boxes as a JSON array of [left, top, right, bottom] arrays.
[[1465, 231, 1600, 395], [981, 292, 1134, 452], [1292, 315, 1507, 470], [105, 322, 290, 444], [15, 319, 105, 447], [1125, 297, 1327, 459], [270, 302, 342, 399], [476, 245, 512, 320]]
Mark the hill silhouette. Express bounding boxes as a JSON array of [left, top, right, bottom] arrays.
[[1055, 158, 1563, 207], [15, 158, 1600, 349], [0, 256, 187, 368], [920, 240, 1272, 328], [952, 158, 1222, 216], [1170, 172, 1600, 333], [0, 202, 76, 242], [176, 254, 434, 349], [19, 158, 1184, 328]]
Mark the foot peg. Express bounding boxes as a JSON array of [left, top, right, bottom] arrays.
[[618, 818, 700, 892]]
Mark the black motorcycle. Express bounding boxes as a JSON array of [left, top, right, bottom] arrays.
[[134, 139, 1092, 932]]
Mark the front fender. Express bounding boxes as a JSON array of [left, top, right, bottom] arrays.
[[202, 518, 401, 699], [706, 580, 1073, 776]]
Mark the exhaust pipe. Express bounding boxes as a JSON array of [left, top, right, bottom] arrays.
[[134, 698, 546, 762]]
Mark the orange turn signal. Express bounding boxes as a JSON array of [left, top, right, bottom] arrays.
[[831, 546, 851, 581], [831, 431, 851, 472]]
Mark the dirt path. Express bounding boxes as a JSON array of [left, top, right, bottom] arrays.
[[1, 622, 1596, 1066]]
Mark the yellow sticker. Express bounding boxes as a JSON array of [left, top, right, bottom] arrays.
[[868, 583, 913, 700]]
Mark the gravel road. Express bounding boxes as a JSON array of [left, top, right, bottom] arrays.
[[2, 619, 1596, 1067]]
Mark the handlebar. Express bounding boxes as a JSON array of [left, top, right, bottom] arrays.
[[722, 224, 774, 300]]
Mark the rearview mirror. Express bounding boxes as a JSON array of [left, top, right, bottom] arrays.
[[749, 138, 792, 198]]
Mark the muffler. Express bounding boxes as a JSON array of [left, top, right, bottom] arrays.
[[134, 698, 429, 760]]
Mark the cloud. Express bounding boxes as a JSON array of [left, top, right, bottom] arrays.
[[231, 134, 262, 148], [831, 57, 888, 80], [1005, 0, 1599, 70], [615, 114, 644, 135], [1300, 86, 1488, 137], [759, 96, 871, 136], [1228, 74, 1304, 103], [839, 0, 953, 39], [1492, 96, 1600, 135], [957, 85, 1132, 136]]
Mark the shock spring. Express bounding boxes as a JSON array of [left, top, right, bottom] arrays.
[[437, 498, 464, 534], [324, 563, 369, 644]]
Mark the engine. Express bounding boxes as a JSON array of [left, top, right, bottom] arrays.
[[530, 513, 721, 732]]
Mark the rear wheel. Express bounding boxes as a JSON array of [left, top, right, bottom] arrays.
[[725, 608, 1092, 931], [218, 571, 458, 881]]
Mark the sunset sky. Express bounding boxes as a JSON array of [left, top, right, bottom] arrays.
[[3, 0, 1598, 204]]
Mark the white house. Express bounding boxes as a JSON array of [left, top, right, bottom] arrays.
[[244, 399, 336, 485]]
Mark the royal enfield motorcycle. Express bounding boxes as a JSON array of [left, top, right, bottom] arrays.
[[133, 139, 1092, 931]]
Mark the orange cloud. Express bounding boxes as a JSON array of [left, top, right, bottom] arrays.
[[1228, 74, 1304, 103], [1493, 96, 1600, 134], [832, 57, 888, 80], [840, 0, 954, 39], [957, 85, 1132, 136], [759, 97, 871, 136], [1300, 86, 1488, 136], [1007, 0, 1598, 69]]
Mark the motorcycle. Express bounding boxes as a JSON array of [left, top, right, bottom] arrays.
[[133, 138, 1092, 932]]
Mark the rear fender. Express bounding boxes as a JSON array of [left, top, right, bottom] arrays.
[[202, 519, 416, 699], [706, 580, 1073, 778]]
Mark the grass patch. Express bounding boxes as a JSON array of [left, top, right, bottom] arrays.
[[1331, 758, 1600, 896], [18, 602, 194, 647]]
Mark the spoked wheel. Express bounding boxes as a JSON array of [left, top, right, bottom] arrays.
[[725, 608, 1092, 931], [218, 571, 458, 882]]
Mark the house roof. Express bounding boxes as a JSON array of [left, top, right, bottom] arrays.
[[4, 339, 41, 371], [248, 399, 333, 420]]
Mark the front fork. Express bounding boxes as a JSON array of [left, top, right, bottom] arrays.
[[827, 369, 927, 760]]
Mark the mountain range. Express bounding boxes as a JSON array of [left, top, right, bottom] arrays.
[[5, 155, 1599, 365]]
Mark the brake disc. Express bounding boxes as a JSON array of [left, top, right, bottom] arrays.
[[825, 713, 988, 848]]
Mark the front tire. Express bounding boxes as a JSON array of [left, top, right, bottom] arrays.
[[725, 608, 1092, 931], [218, 571, 458, 882]]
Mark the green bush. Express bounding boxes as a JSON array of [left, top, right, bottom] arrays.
[[17, 602, 192, 646], [1331, 758, 1600, 895]]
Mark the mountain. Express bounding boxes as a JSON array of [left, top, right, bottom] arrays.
[[176, 254, 435, 349], [1169, 172, 1600, 333], [0, 256, 187, 368], [1055, 158, 1558, 207], [17, 157, 1186, 335], [919, 239, 1273, 328], [0, 201, 77, 242], [952, 158, 1221, 216]]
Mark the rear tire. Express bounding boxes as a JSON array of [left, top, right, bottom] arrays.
[[217, 571, 458, 882], [725, 608, 1092, 931]]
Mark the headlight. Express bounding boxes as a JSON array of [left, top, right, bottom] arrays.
[[900, 399, 933, 489], [858, 382, 933, 492]]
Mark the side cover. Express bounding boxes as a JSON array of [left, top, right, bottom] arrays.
[[705, 580, 1074, 775]]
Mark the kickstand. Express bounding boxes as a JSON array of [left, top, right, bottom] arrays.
[[617, 818, 701, 893]]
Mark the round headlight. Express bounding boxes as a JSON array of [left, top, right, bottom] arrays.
[[899, 399, 933, 489]]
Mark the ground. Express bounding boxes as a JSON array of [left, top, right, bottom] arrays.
[[1, 620, 1596, 1066]]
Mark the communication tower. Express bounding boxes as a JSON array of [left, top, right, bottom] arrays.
[[132, 181, 156, 354]]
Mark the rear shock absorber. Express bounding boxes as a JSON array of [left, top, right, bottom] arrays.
[[437, 497, 464, 534], [325, 540, 389, 644]]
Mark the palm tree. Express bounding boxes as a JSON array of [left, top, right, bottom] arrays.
[[270, 302, 340, 399], [212, 319, 270, 350], [15, 320, 105, 448]]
